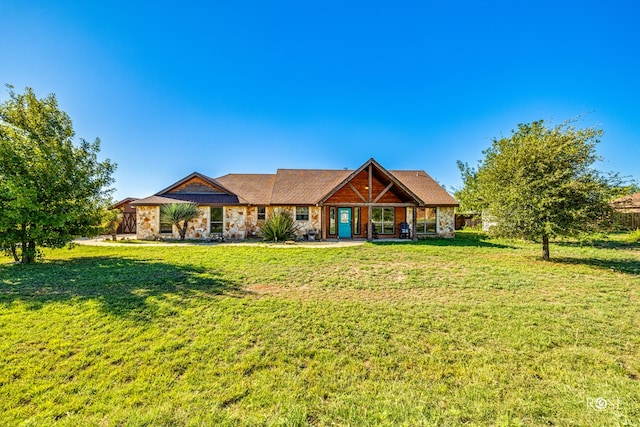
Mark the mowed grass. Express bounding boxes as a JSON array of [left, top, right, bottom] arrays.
[[1, 232, 638, 426]]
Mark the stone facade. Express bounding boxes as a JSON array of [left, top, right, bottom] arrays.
[[136, 206, 159, 240], [135, 206, 297, 241], [233, 206, 322, 240], [252, 206, 321, 239], [136, 206, 210, 240], [224, 207, 246, 240], [436, 207, 455, 238], [137, 205, 455, 240], [292, 206, 321, 239], [245, 206, 281, 238], [185, 207, 210, 239], [245, 206, 260, 238]]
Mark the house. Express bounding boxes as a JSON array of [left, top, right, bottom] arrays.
[[109, 197, 139, 234], [612, 192, 640, 229], [613, 192, 640, 213], [131, 158, 459, 241]]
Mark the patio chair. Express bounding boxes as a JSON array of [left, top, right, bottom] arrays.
[[398, 222, 410, 239]]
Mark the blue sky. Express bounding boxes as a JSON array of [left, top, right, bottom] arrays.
[[2, 1, 638, 201]]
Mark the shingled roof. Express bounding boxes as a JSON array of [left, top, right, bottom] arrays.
[[269, 169, 353, 205], [391, 171, 459, 206], [134, 159, 458, 207], [132, 171, 241, 206], [215, 174, 277, 205]]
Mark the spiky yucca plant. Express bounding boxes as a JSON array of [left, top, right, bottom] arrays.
[[160, 202, 200, 240], [260, 210, 299, 242]]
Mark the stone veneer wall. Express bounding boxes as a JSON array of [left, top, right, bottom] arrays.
[[250, 206, 321, 239], [245, 206, 259, 238], [436, 207, 455, 238], [224, 207, 246, 240], [136, 205, 210, 240], [295, 206, 321, 238], [236, 206, 278, 239], [184, 207, 210, 239], [136, 206, 159, 240], [137, 204, 451, 240]]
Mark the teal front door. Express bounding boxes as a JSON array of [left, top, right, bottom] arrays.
[[338, 208, 352, 238]]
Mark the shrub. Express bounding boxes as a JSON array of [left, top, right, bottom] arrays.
[[260, 210, 299, 242]]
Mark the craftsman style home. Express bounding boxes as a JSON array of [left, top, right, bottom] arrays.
[[131, 159, 459, 241]]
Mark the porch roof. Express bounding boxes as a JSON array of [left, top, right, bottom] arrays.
[[110, 197, 139, 210]]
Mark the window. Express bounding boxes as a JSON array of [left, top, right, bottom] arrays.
[[160, 218, 173, 234], [416, 208, 437, 234], [210, 207, 223, 233], [257, 206, 266, 221], [329, 207, 336, 234], [371, 207, 395, 234], [296, 206, 309, 221], [353, 207, 360, 235]]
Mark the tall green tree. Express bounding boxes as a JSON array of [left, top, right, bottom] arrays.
[[0, 86, 115, 263], [160, 202, 200, 240], [456, 119, 623, 260]]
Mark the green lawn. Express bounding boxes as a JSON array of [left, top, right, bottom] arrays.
[[1, 232, 638, 426]]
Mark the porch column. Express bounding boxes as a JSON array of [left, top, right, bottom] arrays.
[[367, 205, 372, 242], [367, 164, 373, 242], [320, 205, 326, 241], [412, 206, 418, 241]]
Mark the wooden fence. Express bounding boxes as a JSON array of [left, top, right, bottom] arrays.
[[614, 212, 640, 230]]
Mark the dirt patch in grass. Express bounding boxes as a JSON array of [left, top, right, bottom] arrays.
[[247, 284, 287, 295]]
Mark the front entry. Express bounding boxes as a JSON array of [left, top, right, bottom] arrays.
[[338, 208, 352, 238]]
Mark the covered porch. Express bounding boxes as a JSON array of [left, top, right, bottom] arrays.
[[317, 159, 425, 242]]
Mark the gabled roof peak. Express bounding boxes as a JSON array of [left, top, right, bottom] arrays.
[[154, 171, 236, 197], [317, 158, 425, 205]]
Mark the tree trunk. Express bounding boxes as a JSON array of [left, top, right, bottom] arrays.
[[542, 235, 550, 261], [179, 222, 187, 240], [22, 240, 36, 264], [10, 243, 19, 262], [20, 224, 30, 264]]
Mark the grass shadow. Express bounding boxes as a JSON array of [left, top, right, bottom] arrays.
[[551, 256, 640, 275], [371, 231, 517, 249], [0, 256, 246, 320], [555, 239, 640, 251]]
